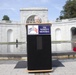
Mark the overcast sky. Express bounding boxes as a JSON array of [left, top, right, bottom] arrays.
[[0, 0, 66, 21]]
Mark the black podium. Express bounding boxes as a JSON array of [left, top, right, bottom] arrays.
[[26, 23, 52, 72]]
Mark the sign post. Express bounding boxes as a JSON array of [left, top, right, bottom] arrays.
[[26, 23, 52, 73]]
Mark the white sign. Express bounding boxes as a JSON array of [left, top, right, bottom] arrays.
[[28, 25, 38, 35]]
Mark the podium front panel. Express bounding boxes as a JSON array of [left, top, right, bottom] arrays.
[[26, 24, 52, 71]]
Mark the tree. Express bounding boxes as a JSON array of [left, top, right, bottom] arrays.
[[59, 0, 76, 20], [2, 15, 10, 21]]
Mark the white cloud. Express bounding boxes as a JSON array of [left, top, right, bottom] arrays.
[[0, 8, 11, 10], [0, 8, 16, 11], [0, 2, 16, 12], [51, 4, 62, 11], [0, 7, 17, 14]]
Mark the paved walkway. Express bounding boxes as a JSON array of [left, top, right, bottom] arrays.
[[0, 59, 76, 75]]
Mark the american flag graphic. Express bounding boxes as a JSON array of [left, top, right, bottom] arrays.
[[29, 28, 33, 33]]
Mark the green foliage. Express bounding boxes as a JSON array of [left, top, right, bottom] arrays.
[[2, 15, 10, 21], [59, 0, 76, 20]]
